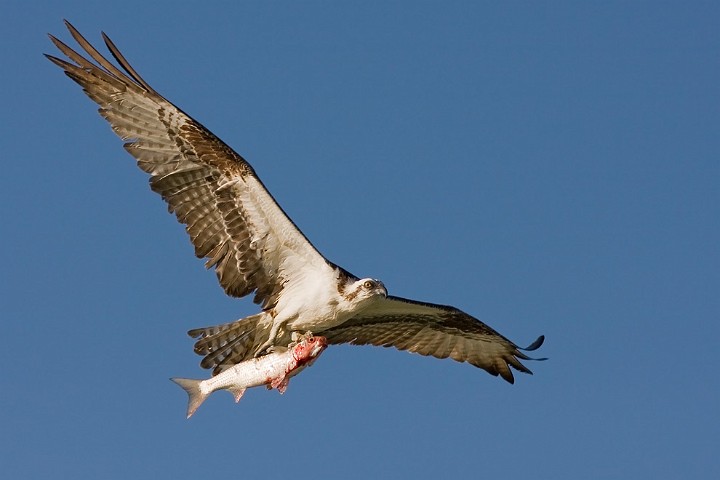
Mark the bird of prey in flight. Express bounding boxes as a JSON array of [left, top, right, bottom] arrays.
[[46, 21, 545, 385]]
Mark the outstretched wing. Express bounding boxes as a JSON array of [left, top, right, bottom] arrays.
[[322, 296, 545, 383], [46, 21, 333, 309]]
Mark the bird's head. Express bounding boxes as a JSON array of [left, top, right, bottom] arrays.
[[344, 278, 388, 308]]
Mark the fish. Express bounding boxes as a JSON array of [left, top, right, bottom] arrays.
[[171, 336, 327, 418]]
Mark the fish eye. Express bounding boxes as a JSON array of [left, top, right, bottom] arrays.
[[363, 280, 375, 290]]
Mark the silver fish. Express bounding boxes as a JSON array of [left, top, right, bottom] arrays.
[[171, 336, 327, 418]]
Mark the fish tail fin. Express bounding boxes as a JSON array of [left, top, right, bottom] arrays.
[[170, 377, 209, 419], [227, 387, 247, 403]]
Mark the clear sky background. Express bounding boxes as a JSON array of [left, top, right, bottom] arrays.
[[2, 1, 718, 479]]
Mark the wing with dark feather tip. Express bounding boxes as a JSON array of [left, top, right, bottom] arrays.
[[322, 296, 545, 383], [46, 21, 333, 309]]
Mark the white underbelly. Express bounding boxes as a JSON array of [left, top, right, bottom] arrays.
[[271, 268, 356, 333], [286, 303, 350, 332]]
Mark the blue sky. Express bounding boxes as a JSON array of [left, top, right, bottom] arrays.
[[2, 1, 718, 478]]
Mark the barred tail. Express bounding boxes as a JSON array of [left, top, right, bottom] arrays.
[[188, 313, 271, 375], [170, 377, 209, 419]]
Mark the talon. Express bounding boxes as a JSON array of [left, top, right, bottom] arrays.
[[254, 335, 277, 357]]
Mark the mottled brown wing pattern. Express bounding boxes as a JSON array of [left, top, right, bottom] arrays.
[[46, 21, 324, 309], [323, 296, 545, 383]]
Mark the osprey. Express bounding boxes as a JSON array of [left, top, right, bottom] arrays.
[[47, 21, 545, 384]]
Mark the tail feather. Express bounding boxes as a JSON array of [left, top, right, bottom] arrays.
[[188, 313, 271, 375], [171, 377, 209, 419]]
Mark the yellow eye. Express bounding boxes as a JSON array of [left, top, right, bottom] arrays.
[[363, 280, 375, 290]]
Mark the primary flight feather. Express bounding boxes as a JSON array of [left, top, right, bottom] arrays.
[[47, 21, 544, 385]]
